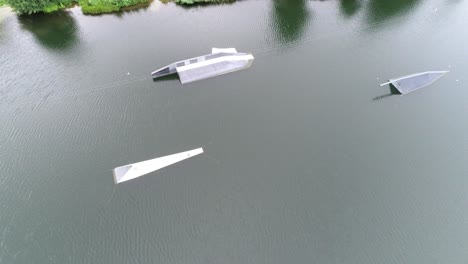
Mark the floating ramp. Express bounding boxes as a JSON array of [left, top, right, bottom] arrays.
[[113, 148, 204, 184], [151, 48, 254, 84], [380, 71, 449, 94]]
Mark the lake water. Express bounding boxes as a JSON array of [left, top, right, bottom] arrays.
[[0, 0, 467, 263]]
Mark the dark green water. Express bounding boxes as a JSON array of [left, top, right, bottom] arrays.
[[0, 1, 467, 263]]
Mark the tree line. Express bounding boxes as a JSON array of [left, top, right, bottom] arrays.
[[2, 0, 150, 15], [2, 0, 236, 14]]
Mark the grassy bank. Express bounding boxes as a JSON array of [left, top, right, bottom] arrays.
[[3, 0, 152, 15], [2, 0, 236, 15], [79, 0, 119, 14], [3, 0, 74, 14], [79, 0, 149, 14]]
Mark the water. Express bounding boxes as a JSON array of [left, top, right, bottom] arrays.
[[0, 1, 467, 263]]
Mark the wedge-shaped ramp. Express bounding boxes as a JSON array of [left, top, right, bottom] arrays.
[[113, 148, 204, 184], [380, 71, 449, 94]]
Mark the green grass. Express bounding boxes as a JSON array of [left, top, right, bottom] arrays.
[[79, 0, 119, 14], [79, 0, 148, 14], [3, 0, 234, 15], [3, 0, 74, 14]]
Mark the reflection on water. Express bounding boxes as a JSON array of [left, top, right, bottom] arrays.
[[17, 11, 79, 50], [271, 0, 310, 43], [339, 0, 362, 17], [367, 0, 421, 22], [178, 1, 237, 9]]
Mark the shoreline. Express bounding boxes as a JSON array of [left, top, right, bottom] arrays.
[[79, 0, 150, 15], [1, 0, 235, 16], [120, 0, 154, 12], [0, 6, 13, 23]]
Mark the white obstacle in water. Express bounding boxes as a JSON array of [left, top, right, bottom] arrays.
[[379, 71, 449, 94], [151, 48, 254, 84], [113, 148, 204, 184]]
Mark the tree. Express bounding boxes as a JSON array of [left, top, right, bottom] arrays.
[[6, 0, 72, 15]]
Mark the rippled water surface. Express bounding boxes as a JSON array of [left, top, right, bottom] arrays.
[[0, 0, 467, 263]]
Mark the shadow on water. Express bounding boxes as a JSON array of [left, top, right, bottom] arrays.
[[152, 74, 179, 83], [271, 0, 310, 43], [339, 0, 362, 18], [373, 84, 401, 101], [367, 0, 421, 23], [175, 1, 237, 10], [17, 10, 78, 51]]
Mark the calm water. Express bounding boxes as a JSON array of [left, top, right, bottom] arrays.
[[0, 0, 467, 263]]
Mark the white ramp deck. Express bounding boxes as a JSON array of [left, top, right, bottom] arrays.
[[113, 148, 204, 184], [151, 48, 254, 84], [380, 71, 449, 94]]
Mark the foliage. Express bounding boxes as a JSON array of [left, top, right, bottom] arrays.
[[5, 0, 73, 14], [79, 0, 119, 14], [4, 0, 150, 14], [3, 0, 235, 14], [79, 0, 148, 14]]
